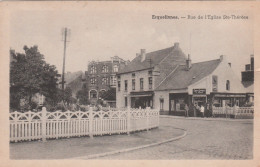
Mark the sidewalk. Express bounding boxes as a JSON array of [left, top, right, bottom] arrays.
[[160, 115, 253, 122], [10, 125, 185, 159]]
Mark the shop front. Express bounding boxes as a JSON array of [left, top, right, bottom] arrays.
[[130, 91, 154, 109], [210, 93, 247, 107], [169, 93, 189, 116]]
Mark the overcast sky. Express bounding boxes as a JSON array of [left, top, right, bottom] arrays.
[[10, 5, 253, 79]]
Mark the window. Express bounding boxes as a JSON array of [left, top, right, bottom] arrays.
[[140, 78, 144, 90], [226, 80, 230, 90], [90, 65, 96, 74], [132, 79, 135, 90], [125, 97, 128, 107], [148, 77, 152, 89], [102, 77, 108, 85], [160, 98, 164, 110], [110, 76, 117, 86], [148, 70, 152, 75], [102, 65, 108, 73], [124, 80, 128, 91], [118, 81, 121, 91], [132, 73, 135, 77], [90, 78, 96, 85], [113, 65, 119, 72]]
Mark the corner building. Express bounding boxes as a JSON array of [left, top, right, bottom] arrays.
[[116, 43, 248, 116]]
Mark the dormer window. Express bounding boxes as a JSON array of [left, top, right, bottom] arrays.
[[113, 64, 119, 72]]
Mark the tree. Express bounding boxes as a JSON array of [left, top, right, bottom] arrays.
[[10, 46, 60, 110], [76, 88, 89, 105]]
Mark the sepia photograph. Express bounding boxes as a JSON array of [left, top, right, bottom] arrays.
[[0, 1, 259, 166]]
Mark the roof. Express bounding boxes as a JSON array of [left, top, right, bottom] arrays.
[[155, 59, 221, 91], [118, 44, 186, 74], [242, 81, 254, 93]]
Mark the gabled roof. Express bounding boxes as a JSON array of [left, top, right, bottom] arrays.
[[118, 44, 186, 74], [155, 59, 221, 91]]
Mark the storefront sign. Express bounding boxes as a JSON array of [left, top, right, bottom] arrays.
[[193, 89, 206, 95]]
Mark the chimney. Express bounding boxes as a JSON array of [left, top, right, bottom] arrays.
[[140, 49, 146, 62], [174, 42, 179, 48], [228, 63, 231, 67], [186, 54, 192, 70], [250, 54, 254, 71], [220, 55, 226, 62]]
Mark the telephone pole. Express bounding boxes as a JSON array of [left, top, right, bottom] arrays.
[[61, 27, 70, 91]]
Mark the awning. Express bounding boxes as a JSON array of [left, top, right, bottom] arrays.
[[213, 93, 246, 98], [130, 91, 154, 97]]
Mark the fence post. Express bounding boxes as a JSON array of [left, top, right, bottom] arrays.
[[127, 106, 131, 135], [14, 111, 18, 143], [146, 107, 149, 131], [89, 107, 93, 139], [42, 107, 47, 142]]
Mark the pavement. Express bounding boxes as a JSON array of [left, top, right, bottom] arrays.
[[100, 116, 253, 159], [9, 116, 253, 160], [10, 122, 185, 159]]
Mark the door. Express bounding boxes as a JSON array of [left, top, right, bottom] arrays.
[[170, 100, 175, 114]]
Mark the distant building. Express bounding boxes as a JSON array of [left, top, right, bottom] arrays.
[[84, 56, 128, 105], [241, 55, 254, 103], [116, 43, 248, 115]]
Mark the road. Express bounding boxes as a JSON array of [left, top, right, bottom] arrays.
[[99, 117, 253, 159]]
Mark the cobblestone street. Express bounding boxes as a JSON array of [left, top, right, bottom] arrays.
[[99, 117, 253, 159]]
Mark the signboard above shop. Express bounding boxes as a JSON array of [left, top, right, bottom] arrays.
[[193, 89, 206, 95]]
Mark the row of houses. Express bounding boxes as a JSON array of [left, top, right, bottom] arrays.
[[81, 42, 254, 115]]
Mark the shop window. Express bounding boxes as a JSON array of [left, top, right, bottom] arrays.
[[140, 78, 144, 90], [132, 79, 135, 90], [118, 81, 121, 91], [148, 77, 152, 89], [226, 80, 230, 91], [160, 98, 164, 110], [176, 98, 185, 111], [213, 99, 221, 107]]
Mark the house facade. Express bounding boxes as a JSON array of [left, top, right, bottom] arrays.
[[84, 56, 127, 105], [116, 43, 187, 109], [116, 43, 248, 116]]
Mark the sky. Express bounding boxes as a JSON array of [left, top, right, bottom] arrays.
[[10, 5, 253, 79]]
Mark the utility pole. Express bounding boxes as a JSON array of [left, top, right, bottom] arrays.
[[61, 27, 70, 91]]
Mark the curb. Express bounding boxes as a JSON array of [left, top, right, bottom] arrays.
[[73, 128, 187, 159], [160, 115, 253, 122]]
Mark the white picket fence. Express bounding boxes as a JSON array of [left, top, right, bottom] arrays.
[[9, 107, 159, 142], [212, 106, 254, 118]]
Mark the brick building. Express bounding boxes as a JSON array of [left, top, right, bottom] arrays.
[[84, 56, 128, 105]]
